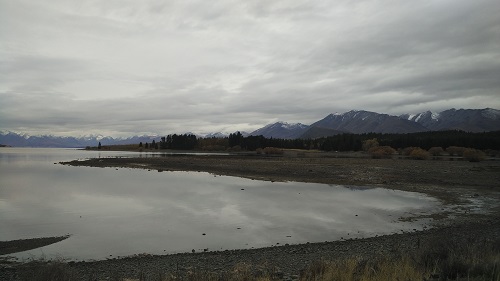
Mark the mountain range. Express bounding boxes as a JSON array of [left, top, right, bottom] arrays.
[[249, 108, 500, 139], [0, 133, 160, 148], [1, 108, 499, 147]]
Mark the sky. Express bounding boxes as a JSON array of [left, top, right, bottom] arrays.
[[1, 0, 499, 137]]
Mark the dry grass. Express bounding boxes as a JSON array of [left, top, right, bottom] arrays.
[[418, 236, 500, 281], [300, 256, 425, 281], [299, 237, 500, 281]]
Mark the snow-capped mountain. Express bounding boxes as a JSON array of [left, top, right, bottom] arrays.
[[0, 132, 159, 148], [249, 122, 309, 139], [309, 110, 428, 134], [400, 108, 500, 132], [250, 108, 499, 139], [204, 132, 228, 138]]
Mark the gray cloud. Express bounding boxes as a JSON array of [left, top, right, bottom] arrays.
[[1, 0, 499, 136]]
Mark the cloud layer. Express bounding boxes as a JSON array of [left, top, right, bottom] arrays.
[[1, 0, 499, 136]]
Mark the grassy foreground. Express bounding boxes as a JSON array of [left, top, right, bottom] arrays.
[[16, 236, 500, 281]]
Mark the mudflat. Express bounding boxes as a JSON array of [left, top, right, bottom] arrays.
[[63, 153, 500, 204]]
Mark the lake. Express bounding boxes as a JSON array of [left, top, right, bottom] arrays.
[[0, 148, 440, 261]]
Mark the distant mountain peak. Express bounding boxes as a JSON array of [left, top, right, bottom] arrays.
[[250, 121, 309, 139], [280, 122, 308, 130], [91, 134, 106, 141], [260, 121, 307, 129], [0, 132, 163, 148]]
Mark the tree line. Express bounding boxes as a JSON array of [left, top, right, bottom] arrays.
[[318, 130, 500, 151], [137, 130, 500, 152]]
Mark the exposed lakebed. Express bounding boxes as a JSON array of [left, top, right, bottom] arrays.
[[0, 148, 441, 261]]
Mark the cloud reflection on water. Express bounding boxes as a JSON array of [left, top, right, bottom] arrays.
[[0, 148, 440, 260]]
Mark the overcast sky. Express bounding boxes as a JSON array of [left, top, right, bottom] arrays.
[[1, 0, 499, 137]]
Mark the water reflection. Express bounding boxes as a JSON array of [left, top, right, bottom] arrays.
[[0, 148, 440, 261]]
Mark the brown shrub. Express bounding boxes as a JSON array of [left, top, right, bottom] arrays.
[[428, 146, 444, 156], [368, 146, 396, 159], [402, 147, 420, 156], [409, 148, 430, 160], [362, 138, 379, 152], [463, 148, 486, 162], [263, 147, 284, 155]]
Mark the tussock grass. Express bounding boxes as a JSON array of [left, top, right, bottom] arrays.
[[418, 236, 500, 280], [300, 256, 425, 281], [299, 237, 500, 281]]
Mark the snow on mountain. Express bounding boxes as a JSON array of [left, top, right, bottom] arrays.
[[80, 134, 106, 141], [482, 108, 500, 120], [250, 122, 309, 139], [399, 111, 439, 129], [310, 110, 427, 134], [400, 108, 500, 132], [0, 132, 162, 148], [431, 112, 440, 120]]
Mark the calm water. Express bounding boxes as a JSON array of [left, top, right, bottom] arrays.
[[0, 148, 440, 261]]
